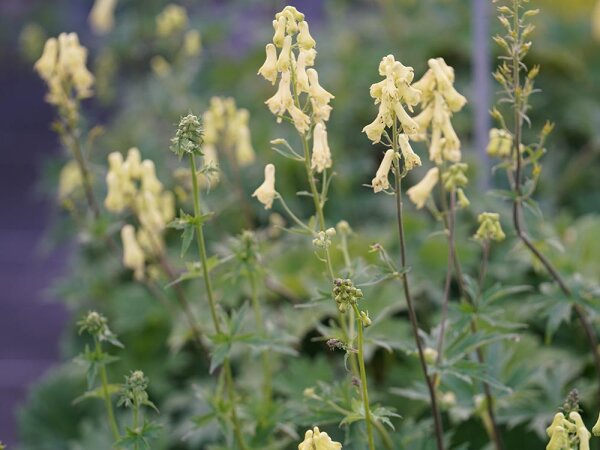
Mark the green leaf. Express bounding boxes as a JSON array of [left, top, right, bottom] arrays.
[[180, 224, 194, 257], [209, 342, 231, 374], [72, 384, 121, 405]]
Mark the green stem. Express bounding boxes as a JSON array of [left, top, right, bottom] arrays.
[[133, 403, 139, 450], [189, 153, 221, 333], [352, 304, 375, 450], [249, 271, 273, 410], [392, 119, 445, 450], [188, 153, 249, 450], [275, 194, 313, 232], [95, 338, 120, 443]]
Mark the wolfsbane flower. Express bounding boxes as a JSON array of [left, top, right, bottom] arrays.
[[372, 149, 396, 193], [298, 427, 342, 450], [407, 167, 439, 209], [253, 164, 276, 209]]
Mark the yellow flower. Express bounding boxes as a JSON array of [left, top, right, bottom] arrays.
[[265, 71, 293, 117], [311, 122, 332, 173], [124, 147, 142, 179], [235, 125, 255, 166], [258, 43, 278, 85], [457, 188, 470, 208], [297, 21, 316, 49], [89, 0, 117, 35], [156, 4, 187, 37], [289, 104, 311, 134], [253, 164, 276, 209], [546, 426, 569, 450], [276, 35, 292, 72], [486, 128, 513, 158], [272, 16, 287, 47], [372, 149, 396, 193], [570, 412, 591, 450], [398, 133, 421, 171], [362, 115, 386, 144], [121, 224, 145, 280], [592, 412, 600, 436], [141, 160, 163, 195], [407, 167, 439, 209], [298, 427, 342, 450], [58, 160, 83, 200], [34, 37, 58, 80], [183, 30, 202, 56]]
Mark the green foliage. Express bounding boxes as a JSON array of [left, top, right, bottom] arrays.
[[14, 0, 600, 449]]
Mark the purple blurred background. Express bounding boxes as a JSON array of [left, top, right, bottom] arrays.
[[0, 1, 71, 444]]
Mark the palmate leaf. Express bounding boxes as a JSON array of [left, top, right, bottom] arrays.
[[436, 360, 511, 393], [115, 420, 162, 449]]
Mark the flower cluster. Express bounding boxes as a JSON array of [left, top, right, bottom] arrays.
[[298, 427, 342, 450], [202, 96, 255, 174], [474, 212, 506, 242], [546, 411, 592, 450], [105, 148, 176, 279], [312, 228, 336, 249], [410, 58, 467, 164], [363, 55, 421, 143], [34, 33, 95, 120], [258, 5, 334, 172], [118, 370, 151, 410], [332, 278, 363, 313]]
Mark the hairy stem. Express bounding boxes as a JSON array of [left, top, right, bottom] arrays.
[[189, 153, 249, 450], [393, 163, 445, 450], [95, 338, 121, 444], [249, 271, 273, 411], [353, 304, 376, 450]]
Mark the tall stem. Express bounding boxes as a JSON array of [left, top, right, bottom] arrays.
[[189, 153, 249, 450], [353, 305, 376, 450], [472, 243, 504, 450], [132, 404, 139, 450], [508, 0, 600, 395], [435, 190, 456, 365], [95, 338, 120, 443], [392, 118, 445, 450], [249, 271, 272, 410]]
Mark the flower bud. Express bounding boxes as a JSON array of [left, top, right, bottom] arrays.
[[423, 347, 438, 365], [474, 212, 505, 242]]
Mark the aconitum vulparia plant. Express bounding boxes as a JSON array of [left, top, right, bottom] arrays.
[[23, 1, 600, 449]]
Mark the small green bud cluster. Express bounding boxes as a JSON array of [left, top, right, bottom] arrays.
[[170, 113, 203, 158], [474, 212, 506, 242], [77, 310, 109, 337], [119, 370, 151, 410], [332, 278, 363, 313], [312, 227, 336, 248], [441, 163, 468, 191]]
